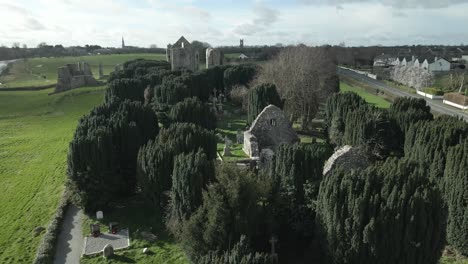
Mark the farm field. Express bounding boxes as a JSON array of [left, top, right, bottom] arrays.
[[0, 86, 105, 263], [0, 53, 166, 88], [340, 81, 391, 108]]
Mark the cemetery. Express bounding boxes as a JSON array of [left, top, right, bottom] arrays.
[[2, 37, 465, 264]]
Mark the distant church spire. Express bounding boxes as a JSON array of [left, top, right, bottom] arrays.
[[122, 37, 125, 48]]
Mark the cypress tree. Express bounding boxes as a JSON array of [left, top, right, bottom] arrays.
[[137, 123, 217, 207], [105, 78, 145, 103], [324, 92, 367, 135], [169, 97, 216, 130], [316, 158, 445, 264], [196, 235, 272, 264], [180, 164, 265, 259], [223, 64, 258, 89], [247, 83, 283, 123], [444, 139, 468, 256], [67, 100, 159, 211], [168, 149, 215, 234]]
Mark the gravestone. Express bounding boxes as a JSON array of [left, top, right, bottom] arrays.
[[98, 63, 103, 79], [103, 244, 114, 258], [96, 211, 103, 219], [223, 145, 231, 156], [269, 236, 279, 262], [224, 136, 233, 147], [236, 130, 244, 144], [227, 122, 231, 129]]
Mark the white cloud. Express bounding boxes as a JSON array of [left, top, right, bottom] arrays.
[[0, 0, 467, 48], [298, 0, 468, 9], [233, 4, 280, 36]]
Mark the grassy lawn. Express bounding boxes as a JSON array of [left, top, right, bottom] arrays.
[[0, 53, 165, 88], [216, 103, 249, 162], [224, 53, 242, 59], [0, 86, 105, 263], [81, 196, 188, 264], [340, 81, 391, 108]]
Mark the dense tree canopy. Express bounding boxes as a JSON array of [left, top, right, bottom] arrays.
[[169, 97, 216, 130], [180, 165, 268, 259], [444, 139, 468, 256], [67, 100, 159, 211], [247, 83, 283, 124], [255, 46, 338, 129], [316, 158, 445, 264], [105, 78, 145, 104], [167, 149, 215, 235], [137, 123, 217, 207], [196, 236, 272, 264], [223, 64, 258, 89]]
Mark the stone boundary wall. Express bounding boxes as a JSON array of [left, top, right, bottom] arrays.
[[443, 100, 468, 110], [417, 90, 444, 100], [339, 66, 377, 79], [0, 84, 56, 91], [32, 190, 69, 264]]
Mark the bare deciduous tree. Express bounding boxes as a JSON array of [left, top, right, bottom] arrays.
[[253, 45, 338, 130], [391, 65, 434, 90]]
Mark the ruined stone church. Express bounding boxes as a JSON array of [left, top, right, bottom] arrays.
[[243, 105, 299, 158], [166, 36, 199, 72]]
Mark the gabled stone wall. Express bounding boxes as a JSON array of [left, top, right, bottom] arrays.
[[243, 105, 299, 158]]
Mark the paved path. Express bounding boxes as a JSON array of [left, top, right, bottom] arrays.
[[54, 204, 84, 264], [338, 67, 468, 121]]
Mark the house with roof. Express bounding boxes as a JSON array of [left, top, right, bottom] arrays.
[[239, 54, 249, 60], [373, 54, 399, 67]]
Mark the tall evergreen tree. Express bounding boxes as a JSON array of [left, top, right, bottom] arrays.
[[67, 100, 159, 211], [444, 139, 468, 256], [137, 123, 217, 207], [247, 83, 283, 123], [169, 97, 216, 130], [105, 78, 145, 103], [316, 158, 445, 264], [180, 164, 266, 259], [168, 149, 215, 235]]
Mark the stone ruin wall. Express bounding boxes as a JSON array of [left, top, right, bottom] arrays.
[[170, 48, 199, 72], [55, 62, 100, 93], [206, 48, 223, 69]]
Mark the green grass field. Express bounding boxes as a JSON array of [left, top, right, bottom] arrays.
[[0, 53, 165, 88], [340, 81, 391, 108], [0, 86, 105, 263]]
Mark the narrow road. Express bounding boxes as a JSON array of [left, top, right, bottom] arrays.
[[54, 204, 84, 264], [338, 67, 468, 121]]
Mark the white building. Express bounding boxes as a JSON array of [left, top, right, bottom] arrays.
[[462, 55, 468, 63], [239, 54, 249, 60], [428, 57, 451, 72]]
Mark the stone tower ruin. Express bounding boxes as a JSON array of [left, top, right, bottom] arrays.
[[206, 48, 223, 69], [55, 62, 100, 93], [166, 36, 199, 72]]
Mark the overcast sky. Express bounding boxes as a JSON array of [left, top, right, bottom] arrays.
[[0, 0, 467, 48]]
